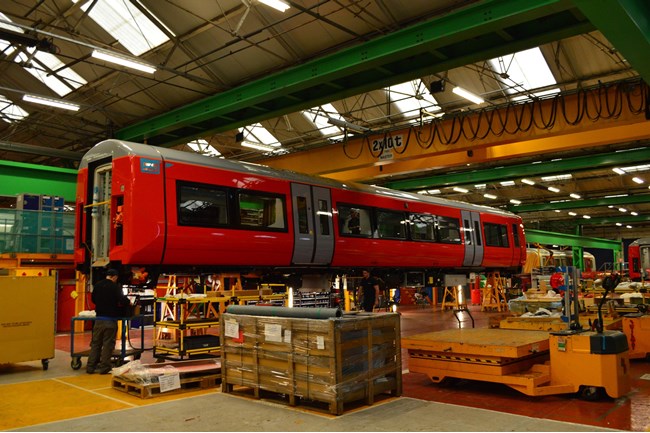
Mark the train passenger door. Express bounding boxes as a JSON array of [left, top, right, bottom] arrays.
[[461, 210, 483, 267], [290, 184, 334, 265], [91, 163, 112, 267]]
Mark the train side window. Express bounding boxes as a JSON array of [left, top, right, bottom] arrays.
[[338, 205, 372, 237], [484, 223, 509, 247], [376, 209, 407, 239], [409, 213, 436, 241], [239, 192, 286, 230], [178, 183, 228, 227], [463, 219, 472, 245], [437, 216, 461, 244], [512, 223, 520, 247], [317, 199, 330, 236], [295, 196, 309, 234], [474, 221, 482, 246]]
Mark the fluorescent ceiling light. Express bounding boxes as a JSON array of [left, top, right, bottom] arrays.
[[500, 181, 515, 186], [452, 86, 484, 104], [569, 193, 581, 199], [612, 167, 626, 175], [554, 210, 561, 213], [631, 211, 639, 216], [509, 199, 521, 205], [521, 179, 535, 185], [453, 187, 469, 193], [626, 225, 633, 229], [547, 186, 560, 193], [541, 174, 572, 182], [568, 212, 577, 216], [616, 222, 622, 226], [483, 193, 497, 199], [241, 141, 275, 152], [632, 177, 644, 184], [258, 0, 290, 12], [619, 208, 627, 212], [583, 215, 591, 219], [92, 49, 156, 74], [23, 94, 79, 111]]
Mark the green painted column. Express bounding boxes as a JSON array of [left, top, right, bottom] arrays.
[[0, 160, 77, 202]]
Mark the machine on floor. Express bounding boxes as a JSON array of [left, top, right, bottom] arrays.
[[403, 270, 630, 399]]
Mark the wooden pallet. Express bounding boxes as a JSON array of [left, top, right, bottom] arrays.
[[224, 380, 398, 415], [112, 373, 220, 399]]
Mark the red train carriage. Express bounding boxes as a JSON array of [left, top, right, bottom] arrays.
[[75, 140, 526, 285], [629, 238, 650, 281]]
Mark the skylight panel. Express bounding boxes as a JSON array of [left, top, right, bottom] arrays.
[[17, 48, 87, 96], [241, 123, 281, 147], [0, 14, 86, 96], [74, 0, 170, 56], [386, 80, 441, 119], [302, 103, 345, 140], [187, 139, 222, 158], [490, 47, 559, 100], [0, 95, 28, 123]]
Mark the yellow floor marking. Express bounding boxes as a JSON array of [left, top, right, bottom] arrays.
[[0, 375, 220, 430], [0, 379, 130, 430]]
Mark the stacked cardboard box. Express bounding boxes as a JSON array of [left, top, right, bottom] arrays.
[[221, 312, 401, 415]]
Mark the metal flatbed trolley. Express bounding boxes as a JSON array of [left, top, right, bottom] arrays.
[[69, 316, 145, 370], [403, 327, 629, 399]]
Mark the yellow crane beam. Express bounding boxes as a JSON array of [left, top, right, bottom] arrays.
[[262, 88, 649, 183]]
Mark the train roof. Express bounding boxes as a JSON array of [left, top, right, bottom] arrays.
[[82, 139, 519, 219], [630, 238, 650, 246]]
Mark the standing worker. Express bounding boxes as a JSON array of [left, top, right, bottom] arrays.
[[357, 269, 380, 312], [87, 269, 130, 374]]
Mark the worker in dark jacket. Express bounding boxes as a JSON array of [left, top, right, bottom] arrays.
[[357, 269, 381, 312], [87, 269, 130, 374]]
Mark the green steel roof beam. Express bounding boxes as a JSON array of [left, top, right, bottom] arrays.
[[384, 147, 650, 190], [525, 228, 622, 251], [0, 160, 77, 201], [116, 0, 592, 147], [509, 193, 650, 212], [572, 0, 650, 85]]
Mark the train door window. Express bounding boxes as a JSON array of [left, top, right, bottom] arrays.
[[239, 192, 286, 230], [512, 223, 520, 247], [632, 257, 640, 273], [317, 199, 330, 236], [437, 216, 461, 244], [473, 221, 482, 246], [376, 209, 407, 239], [463, 219, 472, 245], [338, 205, 372, 237], [295, 196, 308, 234], [409, 213, 436, 241], [178, 182, 228, 227], [484, 223, 509, 247]]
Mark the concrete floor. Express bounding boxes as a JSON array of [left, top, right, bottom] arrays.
[[2, 349, 613, 432], [1, 305, 645, 431]]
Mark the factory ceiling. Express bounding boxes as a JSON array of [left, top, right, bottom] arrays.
[[0, 0, 649, 240]]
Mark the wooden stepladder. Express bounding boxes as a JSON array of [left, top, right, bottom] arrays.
[[481, 271, 508, 312]]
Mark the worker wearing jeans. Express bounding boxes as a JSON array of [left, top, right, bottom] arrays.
[[87, 269, 130, 374]]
